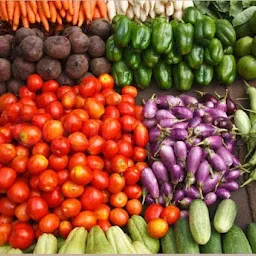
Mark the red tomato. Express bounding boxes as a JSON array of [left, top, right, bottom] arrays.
[[72, 211, 97, 231], [39, 169, 59, 192], [80, 186, 103, 211], [75, 95, 86, 109], [123, 166, 140, 186], [87, 156, 104, 170], [27, 74, 43, 92], [11, 156, 27, 174], [68, 132, 88, 152], [7, 180, 30, 204], [59, 220, 72, 238], [27, 154, 48, 175], [54, 207, 68, 221], [57, 170, 69, 185], [127, 159, 134, 167], [126, 199, 142, 216], [134, 124, 149, 147], [21, 104, 37, 122], [32, 113, 52, 130], [104, 158, 112, 173], [32, 143, 51, 157], [63, 114, 83, 133], [45, 101, 64, 119], [43, 120, 64, 142], [133, 147, 147, 162], [29, 176, 39, 190], [61, 181, 84, 198], [42, 80, 59, 92], [108, 173, 125, 194], [15, 145, 29, 156], [0, 167, 16, 189], [0, 144, 16, 164], [0, 223, 11, 245], [9, 222, 35, 249], [99, 74, 114, 89], [94, 204, 110, 220], [117, 102, 135, 116], [102, 106, 120, 120], [101, 118, 121, 140], [51, 137, 71, 156], [97, 220, 111, 232], [0, 133, 6, 144], [0, 215, 13, 224], [19, 86, 36, 100], [160, 205, 181, 225], [39, 213, 60, 233], [121, 133, 134, 145], [36, 92, 57, 108], [15, 202, 29, 222], [121, 86, 138, 98], [109, 208, 129, 227], [93, 93, 105, 105], [123, 185, 142, 200], [27, 196, 48, 221], [144, 204, 164, 223], [0, 127, 12, 142], [103, 140, 119, 158], [111, 155, 128, 173], [121, 94, 135, 105], [49, 154, 68, 171], [4, 102, 22, 123], [56, 86, 73, 100], [102, 190, 110, 204], [147, 218, 169, 239], [79, 76, 99, 97], [61, 199, 81, 218], [70, 165, 93, 186], [119, 115, 137, 132], [117, 140, 133, 158], [0, 197, 17, 216], [84, 98, 105, 119], [134, 105, 144, 121], [91, 170, 109, 190], [19, 126, 42, 146], [105, 92, 122, 106], [135, 162, 148, 173], [19, 97, 36, 106], [81, 119, 101, 138], [0, 93, 18, 112], [71, 109, 89, 122], [110, 192, 128, 208], [68, 153, 87, 170], [87, 136, 105, 155], [41, 187, 63, 208], [61, 90, 76, 110]]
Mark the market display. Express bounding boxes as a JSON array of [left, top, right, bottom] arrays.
[[0, 0, 256, 254]]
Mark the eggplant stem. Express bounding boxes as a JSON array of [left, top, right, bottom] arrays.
[[155, 198, 159, 204], [241, 178, 253, 187], [237, 103, 256, 114], [195, 90, 205, 97], [244, 80, 251, 88], [151, 93, 156, 100], [236, 97, 249, 101], [199, 187, 204, 199]]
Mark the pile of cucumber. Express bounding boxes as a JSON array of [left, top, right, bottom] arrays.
[[161, 199, 256, 254]]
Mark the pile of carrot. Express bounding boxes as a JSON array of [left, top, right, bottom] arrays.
[[0, 0, 108, 31]]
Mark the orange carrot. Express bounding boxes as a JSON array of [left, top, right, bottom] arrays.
[[21, 15, 29, 28], [7, 1, 15, 22], [91, 0, 97, 20], [72, 0, 80, 25], [62, 0, 69, 10], [19, 0, 27, 17], [38, 2, 49, 31], [13, 2, 21, 27], [56, 12, 62, 24], [54, 1, 62, 10], [29, 0, 37, 14], [66, 12, 72, 22], [35, 12, 41, 23], [97, 0, 108, 19], [26, 2, 36, 24], [93, 6, 101, 20], [83, 0, 92, 20], [78, 5, 85, 26], [59, 7, 66, 18], [49, 1, 57, 23], [41, 0, 51, 19], [68, 0, 74, 15], [0, 1, 9, 21]]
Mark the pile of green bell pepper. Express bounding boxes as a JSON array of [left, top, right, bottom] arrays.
[[106, 7, 238, 91]]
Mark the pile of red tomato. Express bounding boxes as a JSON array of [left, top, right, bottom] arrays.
[[0, 73, 149, 249]]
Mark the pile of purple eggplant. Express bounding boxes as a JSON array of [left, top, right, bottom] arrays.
[[141, 92, 241, 210]]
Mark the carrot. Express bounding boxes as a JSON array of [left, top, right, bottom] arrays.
[[66, 12, 72, 22], [97, 0, 108, 19], [21, 15, 29, 28], [19, 0, 27, 18], [72, 0, 80, 25], [62, 0, 69, 10], [83, 0, 92, 20], [49, 1, 57, 23], [29, 0, 37, 14], [26, 2, 36, 24], [0, 1, 9, 21], [13, 2, 21, 27], [90, 0, 97, 20], [54, 1, 62, 10], [68, 0, 74, 15], [93, 6, 101, 20], [59, 8, 66, 18], [41, 0, 51, 19], [38, 2, 49, 31], [78, 5, 85, 26], [7, 1, 15, 22], [56, 12, 62, 24], [35, 13, 41, 23]]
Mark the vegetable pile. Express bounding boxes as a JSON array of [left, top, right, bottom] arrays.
[[0, 22, 111, 95], [107, 9, 237, 90]]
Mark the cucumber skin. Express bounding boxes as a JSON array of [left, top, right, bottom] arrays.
[[174, 218, 200, 254], [160, 226, 177, 254], [247, 223, 256, 253], [200, 226, 222, 254], [189, 199, 211, 245], [214, 199, 237, 233], [223, 225, 252, 254]]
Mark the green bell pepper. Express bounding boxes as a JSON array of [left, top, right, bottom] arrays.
[[111, 15, 126, 32], [131, 23, 151, 52], [224, 46, 233, 55], [173, 61, 194, 91], [165, 45, 182, 65], [195, 63, 213, 86], [195, 16, 216, 47], [142, 47, 160, 68], [134, 63, 152, 89], [154, 60, 172, 90], [249, 11, 256, 34], [174, 22, 194, 55], [152, 20, 173, 54], [215, 19, 236, 47], [204, 38, 224, 66], [183, 6, 203, 25], [186, 44, 204, 69], [111, 61, 133, 87], [105, 35, 122, 62], [216, 55, 236, 85], [114, 16, 132, 48], [123, 48, 141, 70]]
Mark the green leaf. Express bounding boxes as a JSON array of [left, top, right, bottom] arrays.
[[213, 0, 230, 12], [230, 0, 244, 17], [232, 6, 256, 26], [193, 0, 210, 14], [243, 0, 252, 7]]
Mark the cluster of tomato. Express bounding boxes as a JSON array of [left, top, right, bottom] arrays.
[[0, 73, 149, 249]]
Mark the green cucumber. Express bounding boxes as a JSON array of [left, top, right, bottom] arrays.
[[160, 226, 177, 254], [247, 223, 256, 253], [200, 226, 222, 254], [223, 225, 252, 254], [214, 199, 237, 233], [174, 218, 200, 254], [189, 199, 211, 245]]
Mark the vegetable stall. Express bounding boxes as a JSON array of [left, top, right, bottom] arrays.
[[0, 0, 256, 254]]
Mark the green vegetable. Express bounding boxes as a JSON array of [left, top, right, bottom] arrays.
[[195, 63, 214, 86], [173, 61, 194, 91], [237, 55, 256, 80], [131, 23, 151, 52], [142, 47, 160, 68], [215, 19, 236, 46], [7, 248, 23, 254], [174, 218, 200, 254], [235, 22, 253, 39], [247, 223, 256, 253], [234, 109, 251, 142], [186, 44, 204, 69], [127, 215, 160, 253], [111, 15, 126, 32], [224, 46, 234, 55], [235, 36, 253, 57], [183, 6, 204, 25], [22, 244, 36, 254], [204, 38, 224, 66], [0, 245, 11, 253], [105, 36, 122, 62], [33, 234, 57, 254], [165, 46, 182, 65], [134, 63, 152, 89], [132, 241, 152, 254], [174, 22, 194, 55], [111, 61, 133, 87], [194, 16, 216, 47], [161, 226, 177, 254], [114, 16, 132, 48], [241, 169, 256, 187], [232, 6, 256, 27], [216, 54, 236, 85], [57, 237, 65, 252], [252, 36, 256, 57], [213, 199, 237, 233], [189, 199, 211, 245], [123, 48, 141, 70], [249, 11, 256, 34], [223, 225, 252, 254], [153, 60, 172, 90]]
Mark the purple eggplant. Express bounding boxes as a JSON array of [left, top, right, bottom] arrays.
[[232, 156, 241, 167], [224, 170, 241, 181], [216, 188, 231, 199], [186, 137, 202, 149], [159, 118, 180, 128], [152, 161, 169, 183], [156, 109, 175, 122], [180, 210, 189, 219], [160, 182, 173, 205], [145, 194, 155, 205], [172, 121, 189, 130], [224, 139, 236, 152], [194, 124, 226, 137], [202, 114, 213, 124], [169, 164, 184, 185], [158, 195, 165, 205], [156, 95, 182, 109], [202, 172, 221, 194], [171, 106, 193, 119], [159, 145, 176, 168], [194, 108, 205, 117], [149, 127, 162, 142], [150, 141, 161, 157], [204, 192, 217, 206], [202, 93, 218, 104], [180, 94, 198, 105], [141, 168, 159, 199], [204, 107, 228, 119], [219, 181, 239, 192], [216, 100, 227, 113], [222, 132, 234, 140], [144, 97, 157, 119], [197, 136, 223, 149], [185, 185, 200, 199], [196, 160, 211, 187], [189, 117, 202, 128], [216, 146, 233, 167], [214, 117, 233, 130], [173, 189, 185, 203], [201, 149, 208, 161], [206, 101, 215, 108], [207, 149, 227, 172], [162, 137, 175, 146], [143, 118, 157, 129], [227, 98, 236, 115], [168, 128, 188, 141], [179, 197, 192, 209], [174, 141, 187, 162]]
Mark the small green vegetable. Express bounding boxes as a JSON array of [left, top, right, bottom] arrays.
[[186, 44, 204, 69], [114, 16, 132, 48], [160, 227, 177, 254], [235, 36, 253, 57], [134, 63, 152, 89], [111, 61, 133, 87], [204, 38, 224, 66], [195, 63, 214, 86], [215, 19, 236, 46], [142, 47, 160, 68], [183, 6, 204, 25], [237, 55, 256, 80], [105, 36, 122, 62], [123, 48, 141, 70], [153, 60, 172, 90], [247, 223, 256, 253], [131, 23, 151, 52]]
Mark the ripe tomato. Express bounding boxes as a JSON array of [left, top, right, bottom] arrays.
[[123, 185, 142, 200], [4, 102, 22, 123], [19, 126, 42, 146], [105, 92, 122, 106], [0, 197, 17, 216], [81, 119, 101, 138], [117, 102, 134, 116], [79, 76, 98, 97], [0, 133, 6, 144], [54, 207, 68, 221], [117, 140, 133, 158], [0, 223, 11, 245], [51, 137, 71, 156], [147, 218, 168, 239], [0, 93, 18, 112], [133, 147, 147, 162], [72, 211, 97, 231], [9, 222, 35, 249], [19, 86, 36, 100], [111, 155, 128, 173], [102, 106, 120, 120], [0, 167, 16, 189], [0, 127, 12, 142], [102, 190, 110, 204], [49, 154, 68, 171], [87, 156, 104, 170], [7, 180, 30, 204], [80, 186, 103, 211], [61, 181, 84, 198], [19, 97, 36, 106], [39, 169, 59, 192], [160, 205, 181, 225], [11, 155, 28, 173], [135, 162, 148, 173], [121, 86, 137, 98], [29, 176, 39, 190], [68, 152, 87, 170], [45, 101, 64, 119], [134, 124, 149, 148], [15, 202, 29, 222], [42, 120, 64, 142], [110, 192, 128, 208], [42, 80, 59, 92], [70, 165, 93, 186], [144, 204, 164, 223], [87, 136, 105, 155], [27, 74, 43, 92], [101, 88, 114, 98], [68, 132, 88, 152], [75, 95, 85, 109], [0, 215, 13, 224], [61, 90, 76, 110], [109, 208, 129, 227], [57, 170, 69, 185], [27, 196, 48, 221], [41, 187, 63, 208], [61, 199, 81, 218], [39, 213, 60, 233], [126, 199, 142, 216], [21, 104, 37, 122], [84, 98, 105, 119], [15, 145, 29, 156], [134, 105, 144, 121], [56, 86, 73, 100], [101, 118, 121, 140], [103, 140, 118, 158], [36, 92, 57, 109], [108, 173, 125, 194], [59, 220, 72, 238], [0, 144, 16, 164], [123, 167, 140, 186], [32, 113, 52, 130], [99, 74, 114, 89], [63, 114, 82, 133], [97, 220, 111, 232], [127, 159, 134, 167], [94, 204, 110, 220], [32, 143, 50, 157], [121, 94, 135, 105], [91, 170, 109, 190], [119, 115, 137, 132], [27, 154, 48, 175]]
